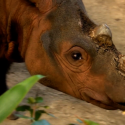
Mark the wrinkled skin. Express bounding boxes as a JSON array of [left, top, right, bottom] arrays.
[[1, 0, 125, 115]]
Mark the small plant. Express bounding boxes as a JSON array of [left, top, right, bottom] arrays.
[[16, 96, 54, 125], [0, 75, 101, 125], [69, 116, 100, 125], [0, 75, 44, 123]]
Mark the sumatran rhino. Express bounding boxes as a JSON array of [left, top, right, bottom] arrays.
[[1, 0, 125, 114]]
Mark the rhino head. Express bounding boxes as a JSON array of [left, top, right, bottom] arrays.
[[22, 0, 125, 110]]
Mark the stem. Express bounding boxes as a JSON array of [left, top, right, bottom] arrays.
[[33, 104, 37, 117], [31, 104, 37, 122], [75, 115, 89, 125]]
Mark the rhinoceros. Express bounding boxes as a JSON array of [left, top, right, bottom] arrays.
[[1, 0, 125, 115]]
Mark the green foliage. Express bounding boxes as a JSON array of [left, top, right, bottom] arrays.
[[69, 124, 78, 125], [31, 120, 51, 125], [16, 96, 55, 125], [77, 119, 83, 123], [15, 114, 34, 120], [84, 120, 100, 125], [0, 75, 44, 123], [35, 97, 43, 103], [35, 110, 47, 120], [43, 106, 49, 109], [16, 105, 32, 111], [0, 74, 100, 125], [28, 97, 43, 104], [28, 97, 36, 104], [69, 117, 100, 125], [16, 105, 33, 116]]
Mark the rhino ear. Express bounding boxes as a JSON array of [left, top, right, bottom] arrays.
[[27, 0, 54, 13]]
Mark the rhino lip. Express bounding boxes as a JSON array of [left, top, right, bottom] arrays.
[[113, 102, 125, 111], [84, 93, 125, 110], [83, 93, 117, 110]]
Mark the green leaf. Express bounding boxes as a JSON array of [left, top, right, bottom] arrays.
[[35, 97, 43, 103], [48, 114, 56, 118], [15, 114, 34, 120], [43, 106, 49, 109], [84, 120, 100, 125], [0, 75, 44, 123], [77, 119, 83, 123], [35, 110, 47, 121], [28, 97, 36, 104], [16, 105, 33, 116], [32, 119, 51, 125], [69, 124, 78, 125], [16, 105, 31, 111]]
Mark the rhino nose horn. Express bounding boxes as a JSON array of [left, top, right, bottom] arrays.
[[93, 24, 112, 38], [90, 24, 113, 47]]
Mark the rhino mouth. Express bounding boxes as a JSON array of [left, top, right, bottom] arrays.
[[80, 88, 116, 109], [118, 102, 125, 106], [83, 93, 117, 110], [84, 93, 125, 110]]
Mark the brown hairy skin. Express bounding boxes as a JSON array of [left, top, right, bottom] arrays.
[[28, 0, 55, 13], [0, 0, 55, 119], [1, 0, 125, 119]]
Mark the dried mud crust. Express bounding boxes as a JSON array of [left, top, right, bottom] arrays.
[[2, 0, 125, 125]]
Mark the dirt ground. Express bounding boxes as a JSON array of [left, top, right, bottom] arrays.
[[2, 0, 125, 125]]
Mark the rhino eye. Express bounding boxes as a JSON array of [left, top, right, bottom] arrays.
[[65, 46, 88, 67], [72, 53, 83, 60]]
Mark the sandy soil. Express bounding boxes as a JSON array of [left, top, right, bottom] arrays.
[[2, 0, 125, 125]]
